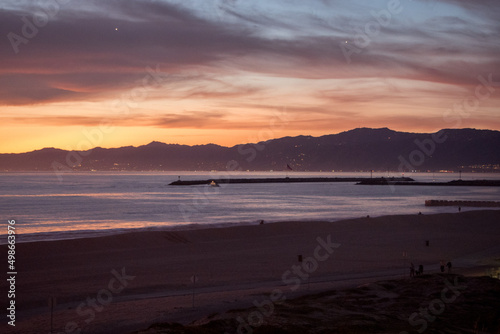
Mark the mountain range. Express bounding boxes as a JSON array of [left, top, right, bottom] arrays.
[[1, 128, 499, 172]]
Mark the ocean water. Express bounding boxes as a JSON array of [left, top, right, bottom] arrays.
[[1, 171, 499, 243]]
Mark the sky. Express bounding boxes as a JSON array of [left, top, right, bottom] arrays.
[[1, 0, 499, 153]]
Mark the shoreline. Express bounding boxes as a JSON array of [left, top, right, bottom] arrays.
[[3, 210, 500, 334], [4, 207, 500, 245]]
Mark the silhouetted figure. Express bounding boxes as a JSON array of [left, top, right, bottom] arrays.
[[259, 220, 264, 225], [418, 264, 424, 276], [410, 262, 415, 278], [440, 261, 445, 273], [446, 261, 452, 273], [458, 206, 461, 212]]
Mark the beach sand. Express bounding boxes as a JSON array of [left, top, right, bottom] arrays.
[[2, 210, 500, 333]]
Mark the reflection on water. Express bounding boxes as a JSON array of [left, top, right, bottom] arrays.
[[0, 172, 499, 242]]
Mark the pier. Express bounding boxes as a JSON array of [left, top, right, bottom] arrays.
[[425, 200, 500, 207], [356, 179, 500, 187], [169, 176, 414, 186]]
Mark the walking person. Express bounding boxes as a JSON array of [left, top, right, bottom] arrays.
[[410, 262, 415, 278]]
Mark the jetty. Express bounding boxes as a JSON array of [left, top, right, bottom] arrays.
[[357, 179, 500, 187], [425, 200, 500, 207], [169, 176, 414, 186]]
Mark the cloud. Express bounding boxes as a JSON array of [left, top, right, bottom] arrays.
[[2, 110, 276, 130], [0, 0, 267, 103], [0, 0, 499, 112]]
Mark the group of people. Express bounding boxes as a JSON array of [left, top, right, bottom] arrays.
[[409, 261, 452, 277], [440, 261, 453, 273], [409, 263, 423, 277]]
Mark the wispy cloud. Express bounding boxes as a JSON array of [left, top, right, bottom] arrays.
[[0, 0, 499, 152], [1, 0, 497, 105]]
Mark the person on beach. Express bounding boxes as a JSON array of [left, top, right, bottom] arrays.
[[447, 261, 452, 273], [418, 264, 424, 275], [440, 261, 445, 273], [410, 262, 415, 277]]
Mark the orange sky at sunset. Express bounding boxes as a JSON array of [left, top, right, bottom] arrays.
[[1, 0, 500, 153]]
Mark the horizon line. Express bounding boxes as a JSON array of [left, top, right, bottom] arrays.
[[1, 126, 497, 155]]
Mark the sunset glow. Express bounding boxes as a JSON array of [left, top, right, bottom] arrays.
[[1, 0, 499, 153]]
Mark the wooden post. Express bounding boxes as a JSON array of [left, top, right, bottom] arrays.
[[191, 275, 198, 308], [402, 252, 407, 278], [48, 297, 56, 334]]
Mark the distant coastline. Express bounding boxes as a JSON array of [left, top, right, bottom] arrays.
[[1, 128, 499, 173]]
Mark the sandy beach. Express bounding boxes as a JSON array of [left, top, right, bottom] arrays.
[[3, 210, 500, 334]]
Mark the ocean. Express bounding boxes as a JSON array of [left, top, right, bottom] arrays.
[[1, 171, 499, 243]]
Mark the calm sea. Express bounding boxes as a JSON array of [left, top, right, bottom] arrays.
[[1, 171, 499, 243]]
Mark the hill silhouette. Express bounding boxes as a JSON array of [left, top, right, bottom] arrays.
[[1, 128, 499, 172]]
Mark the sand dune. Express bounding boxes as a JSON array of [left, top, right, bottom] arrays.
[[137, 275, 500, 334]]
